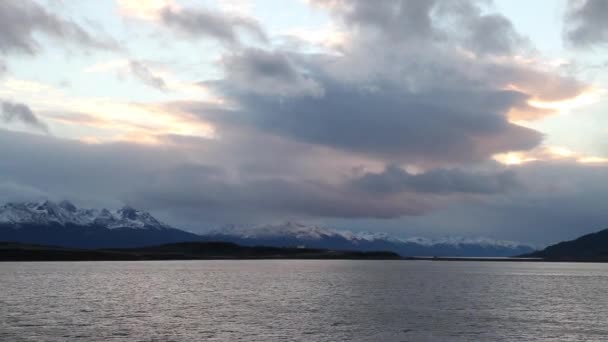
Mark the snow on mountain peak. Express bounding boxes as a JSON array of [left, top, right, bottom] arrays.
[[58, 200, 77, 212], [213, 221, 343, 240], [401, 236, 533, 249], [111, 205, 169, 229], [0, 200, 171, 230], [208, 221, 534, 249]]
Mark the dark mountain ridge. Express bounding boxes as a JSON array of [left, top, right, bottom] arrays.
[[0, 241, 400, 261], [0, 222, 201, 249], [525, 228, 608, 261]]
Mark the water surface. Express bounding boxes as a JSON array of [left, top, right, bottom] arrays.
[[2, 260, 608, 341]]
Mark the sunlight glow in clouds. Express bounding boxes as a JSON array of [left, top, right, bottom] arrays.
[[494, 146, 608, 165], [528, 87, 604, 115], [505, 86, 603, 123], [0, 77, 216, 144], [117, 0, 175, 20], [55, 101, 217, 144], [282, 26, 346, 50]]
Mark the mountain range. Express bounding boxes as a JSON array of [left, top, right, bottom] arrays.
[[0, 201, 200, 248], [204, 222, 536, 257], [0, 200, 535, 256]]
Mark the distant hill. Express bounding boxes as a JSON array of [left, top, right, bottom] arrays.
[[0, 242, 400, 261], [525, 228, 608, 261]]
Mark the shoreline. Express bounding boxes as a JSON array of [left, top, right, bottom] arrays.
[[3, 242, 606, 263]]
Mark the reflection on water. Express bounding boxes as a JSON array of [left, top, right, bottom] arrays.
[[2, 260, 608, 341]]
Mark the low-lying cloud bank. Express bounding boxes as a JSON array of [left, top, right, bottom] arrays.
[[1, 129, 607, 245]]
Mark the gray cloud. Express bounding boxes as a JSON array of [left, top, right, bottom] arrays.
[[219, 48, 323, 97], [160, 6, 267, 45], [1, 100, 49, 133], [462, 13, 525, 55], [352, 165, 518, 195], [0, 181, 49, 204], [435, 0, 529, 55], [129, 60, 168, 91], [314, 0, 527, 55], [0, 129, 195, 211], [387, 160, 608, 244], [564, 0, 608, 47], [0, 129, 429, 228], [130, 175, 426, 224], [205, 47, 542, 164], [193, 0, 586, 165], [0, 0, 118, 55], [317, 0, 436, 40]]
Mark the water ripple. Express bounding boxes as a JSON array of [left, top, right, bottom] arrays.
[[1, 260, 608, 341]]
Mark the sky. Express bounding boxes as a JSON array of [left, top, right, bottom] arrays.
[[1, 0, 608, 244]]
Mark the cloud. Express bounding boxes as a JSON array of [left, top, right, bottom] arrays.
[[218, 48, 324, 97], [0, 80, 218, 144], [313, 0, 528, 55], [129, 60, 168, 91], [0, 129, 428, 227], [160, 6, 267, 45], [117, 0, 175, 20], [116, 0, 267, 46], [0, 129, 189, 207], [0, 181, 49, 204], [85, 59, 174, 92], [1, 100, 49, 133], [438, 0, 529, 56], [205, 48, 543, 164], [488, 62, 588, 102], [189, 0, 589, 166], [0, 0, 118, 55], [3, 128, 608, 245], [330, 158, 608, 245], [130, 173, 427, 223], [462, 13, 526, 55], [403, 160, 608, 244], [564, 0, 608, 47], [494, 145, 608, 165], [352, 165, 518, 195], [313, 0, 436, 40]]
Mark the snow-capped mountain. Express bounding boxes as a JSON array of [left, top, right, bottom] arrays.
[[203, 222, 536, 257], [212, 222, 356, 240], [0, 200, 171, 229], [0, 200, 199, 248], [399, 236, 533, 250], [0, 202, 536, 256]]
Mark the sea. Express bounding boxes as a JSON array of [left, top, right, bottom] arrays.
[[2, 260, 608, 341]]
